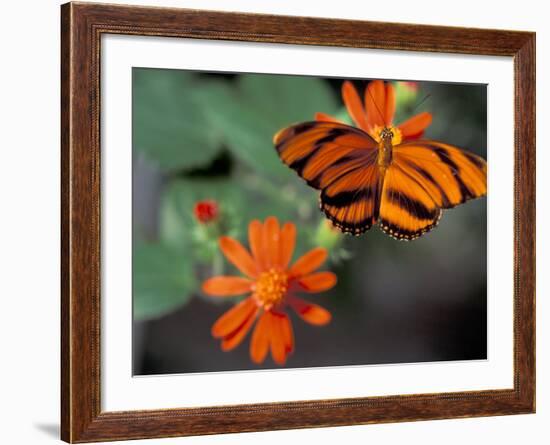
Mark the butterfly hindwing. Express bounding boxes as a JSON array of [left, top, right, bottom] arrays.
[[379, 162, 442, 240], [320, 157, 380, 235], [274, 121, 380, 234]]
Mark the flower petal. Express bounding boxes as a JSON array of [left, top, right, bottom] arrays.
[[219, 236, 259, 278], [288, 247, 328, 278], [298, 271, 337, 293], [202, 276, 253, 297], [211, 297, 257, 338], [288, 296, 332, 326], [248, 219, 267, 271], [384, 83, 396, 125], [401, 130, 425, 141], [221, 306, 259, 351], [250, 311, 271, 364], [279, 222, 296, 270], [398, 112, 432, 137], [364, 80, 387, 129], [315, 112, 342, 123], [279, 312, 294, 353], [269, 312, 288, 365], [342, 81, 369, 131], [263, 216, 280, 268]]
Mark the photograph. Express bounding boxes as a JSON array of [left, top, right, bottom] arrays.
[[132, 69, 488, 375]]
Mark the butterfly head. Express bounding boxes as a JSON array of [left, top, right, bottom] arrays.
[[373, 125, 402, 146], [380, 127, 394, 140]]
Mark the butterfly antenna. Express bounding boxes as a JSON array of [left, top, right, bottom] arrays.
[[410, 93, 432, 114], [366, 81, 388, 127]]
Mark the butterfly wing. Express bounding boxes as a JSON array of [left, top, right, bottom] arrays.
[[378, 140, 487, 240], [378, 161, 443, 240], [319, 153, 381, 234], [274, 121, 380, 235]]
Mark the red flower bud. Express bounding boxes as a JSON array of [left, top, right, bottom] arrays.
[[402, 81, 419, 92], [193, 199, 219, 224]]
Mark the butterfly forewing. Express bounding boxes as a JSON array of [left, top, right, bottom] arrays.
[[274, 121, 381, 234]]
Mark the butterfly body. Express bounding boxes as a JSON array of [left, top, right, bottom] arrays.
[[377, 127, 394, 172]]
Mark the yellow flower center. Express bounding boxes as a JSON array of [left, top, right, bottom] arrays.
[[253, 268, 288, 309], [371, 125, 402, 146]]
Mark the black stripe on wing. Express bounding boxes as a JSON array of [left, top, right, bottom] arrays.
[[399, 159, 452, 208], [320, 186, 378, 208], [321, 209, 376, 235], [378, 211, 442, 241], [383, 188, 439, 221], [431, 146, 476, 204], [274, 123, 351, 154], [378, 185, 442, 241]]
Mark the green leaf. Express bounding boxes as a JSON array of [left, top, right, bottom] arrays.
[[238, 74, 337, 126], [195, 74, 339, 180], [198, 85, 289, 178], [133, 242, 195, 320], [133, 68, 222, 171]]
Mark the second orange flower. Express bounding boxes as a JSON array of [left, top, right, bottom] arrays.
[[202, 216, 337, 365], [316, 79, 432, 143]]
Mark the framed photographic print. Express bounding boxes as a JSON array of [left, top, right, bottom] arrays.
[[61, 2, 536, 442]]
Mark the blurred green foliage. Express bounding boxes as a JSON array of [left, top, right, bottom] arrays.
[[133, 242, 196, 320], [199, 74, 338, 178], [133, 69, 223, 171], [133, 69, 343, 320]]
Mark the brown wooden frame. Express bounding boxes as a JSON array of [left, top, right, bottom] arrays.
[[61, 1, 536, 442]]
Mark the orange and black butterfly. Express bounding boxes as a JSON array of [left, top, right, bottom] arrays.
[[273, 80, 487, 240]]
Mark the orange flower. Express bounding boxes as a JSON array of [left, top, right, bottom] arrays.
[[202, 216, 337, 365], [316, 80, 432, 143]]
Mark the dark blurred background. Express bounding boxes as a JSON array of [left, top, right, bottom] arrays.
[[132, 69, 487, 375]]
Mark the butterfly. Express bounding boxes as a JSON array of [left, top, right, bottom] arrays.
[[273, 80, 487, 240]]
